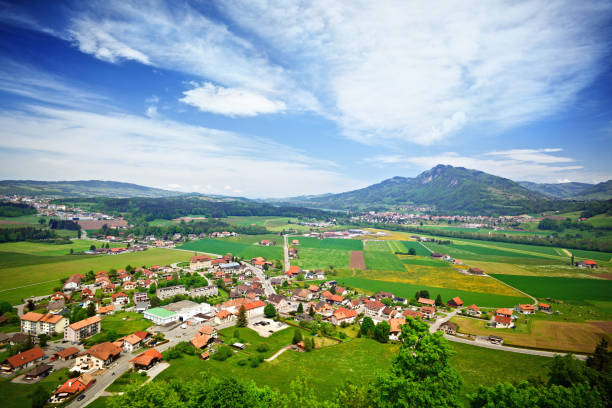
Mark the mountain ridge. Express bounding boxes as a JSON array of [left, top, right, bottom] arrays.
[[0, 180, 184, 198]]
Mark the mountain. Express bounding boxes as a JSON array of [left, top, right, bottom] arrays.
[[571, 180, 612, 200], [0, 180, 183, 198], [281, 165, 559, 214], [517, 181, 593, 199]]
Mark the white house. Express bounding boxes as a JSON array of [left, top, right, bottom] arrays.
[[162, 300, 211, 321]]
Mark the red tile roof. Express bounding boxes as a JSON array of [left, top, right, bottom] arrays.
[[56, 347, 79, 359], [496, 308, 513, 317], [494, 315, 512, 325], [84, 342, 121, 361], [68, 316, 101, 331], [7, 347, 45, 369], [131, 348, 162, 366], [20, 312, 43, 322], [418, 297, 435, 306], [333, 308, 357, 320]]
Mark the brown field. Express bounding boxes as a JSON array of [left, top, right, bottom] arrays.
[[592, 274, 612, 280], [77, 219, 129, 230], [350, 251, 366, 269], [452, 316, 611, 354], [0, 220, 22, 225]]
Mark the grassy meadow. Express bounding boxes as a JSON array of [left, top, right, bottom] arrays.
[[179, 238, 283, 260], [489, 274, 612, 302], [291, 247, 350, 270]]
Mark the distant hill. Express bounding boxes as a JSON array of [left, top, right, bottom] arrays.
[[517, 181, 593, 199], [572, 180, 612, 200], [280, 165, 560, 214], [0, 180, 183, 198]]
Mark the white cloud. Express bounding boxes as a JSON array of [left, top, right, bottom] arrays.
[[180, 82, 286, 116], [0, 105, 361, 197]]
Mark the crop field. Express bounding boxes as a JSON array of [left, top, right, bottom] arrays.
[[399, 256, 448, 267], [291, 247, 350, 270], [451, 316, 611, 354], [226, 234, 282, 245], [364, 250, 406, 271], [490, 274, 612, 301], [223, 216, 311, 232], [295, 236, 363, 251], [0, 247, 191, 305], [464, 260, 599, 279], [400, 241, 431, 256], [336, 277, 530, 306], [179, 238, 283, 260], [386, 240, 407, 252], [349, 251, 366, 268], [567, 248, 612, 262], [364, 240, 392, 252]]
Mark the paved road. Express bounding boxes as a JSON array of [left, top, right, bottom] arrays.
[[243, 262, 276, 296], [283, 234, 290, 272], [444, 334, 588, 360], [429, 310, 458, 333]]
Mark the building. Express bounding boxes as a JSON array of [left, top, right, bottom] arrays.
[[515, 304, 535, 315], [24, 364, 53, 381], [214, 310, 235, 325], [131, 348, 163, 370], [63, 274, 84, 291], [55, 347, 80, 361], [190, 254, 211, 270], [364, 300, 385, 317], [64, 316, 102, 343], [191, 334, 213, 349], [1, 347, 45, 373], [538, 303, 552, 313], [97, 304, 115, 316], [75, 342, 122, 371], [242, 300, 266, 318], [112, 292, 129, 305], [292, 288, 312, 302], [190, 286, 219, 298], [116, 333, 142, 353], [133, 292, 149, 304], [389, 318, 406, 340], [156, 285, 187, 300], [465, 304, 481, 317], [198, 325, 217, 337], [439, 321, 457, 335], [267, 294, 290, 313], [574, 260, 598, 268], [162, 300, 212, 321], [52, 373, 95, 402], [418, 297, 435, 306], [447, 297, 463, 308], [492, 315, 513, 329], [143, 307, 179, 325], [496, 308, 514, 318], [331, 308, 358, 325], [420, 306, 436, 319], [20, 312, 68, 336]]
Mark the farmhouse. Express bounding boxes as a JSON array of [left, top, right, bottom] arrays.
[[496, 308, 514, 319], [439, 321, 457, 335], [292, 288, 312, 302], [447, 297, 463, 308], [492, 315, 513, 329], [97, 304, 115, 316], [331, 308, 358, 325], [418, 298, 435, 306], [190, 254, 211, 270], [214, 310, 235, 324], [52, 373, 95, 402], [515, 304, 536, 315], [388, 317, 406, 341], [465, 304, 481, 317], [574, 260, 598, 268], [143, 307, 178, 325], [55, 347, 80, 361], [267, 294, 290, 312], [63, 273, 84, 291], [538, 303, 552, 312], [420, 306, 436, 319], [64, 316, 102, 343], [1, 347, 45, 373]]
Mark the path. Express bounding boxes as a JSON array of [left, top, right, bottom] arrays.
[[265, 345, 291, 362], [417, 241, 433, 254], [429, 309, 458, 333], [283, 234, 290, 272], [561, 248, 572, 257]]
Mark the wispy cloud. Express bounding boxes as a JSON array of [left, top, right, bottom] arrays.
[[180, 82, 286, 117]]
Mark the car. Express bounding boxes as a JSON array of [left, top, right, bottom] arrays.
[[77, 394, 86, 401]]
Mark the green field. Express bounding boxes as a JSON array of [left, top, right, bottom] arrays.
[[0, 246, 191, 304], [291, 247, 350, 270], [364, 240, 392, 252], [400, 241, 432, 256], [490, 274, 612, 301], [0, 368, 70, 408], [567, 248, 612, 262], [179, 238, 283, 260], [364, 251, 406, 271], [336, 277, 531, 306], [294, 236, 363, 251], [84, 311, 152, 346], [223, 216, 311, 232]]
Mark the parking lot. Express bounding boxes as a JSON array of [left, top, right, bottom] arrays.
[[248, 318, 288, 337]]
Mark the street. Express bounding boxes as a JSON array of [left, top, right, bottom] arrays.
[[242, 262, 276, 296]]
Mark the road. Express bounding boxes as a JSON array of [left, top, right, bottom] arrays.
[[283, 234, 290, 272], [242, 262, 276, 296], [429, 310, 458, 333]]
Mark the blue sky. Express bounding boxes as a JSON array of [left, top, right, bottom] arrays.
[[0, 0, 611, 197]]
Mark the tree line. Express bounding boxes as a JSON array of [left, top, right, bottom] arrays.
[[0, 201, 37, 217]]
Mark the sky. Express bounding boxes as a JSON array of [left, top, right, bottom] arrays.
[[0, 0, 611, 198]]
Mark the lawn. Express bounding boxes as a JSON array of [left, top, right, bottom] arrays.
[[291, 247, 351, 270], [451, 315, 611, 354], [400, 241, 431, 256], [294, 236, 363, 251], [0, 239, 115, 256], [107, 370, 148, 392], [179, 239, 283, 260], [0, 248, 191, 305], [427, 242, 555, 261], [336, 277, 531, 306], [223, 216, 311, 233], [490, 274, 612, 301], [217, 326, 300, 359], [0, 368, 69, 408]]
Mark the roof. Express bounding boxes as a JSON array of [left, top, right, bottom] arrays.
[[333, 308, 358, 320], [467, 304, 479, 311], [162, 300, 200, 312], [7, 347, 45, 368], [420, 306, 435, 314], [25, 363, 52, 377], [441, 321, 458, 331], [518, 304, 535, 311], [199, 325, 216, 335], [494, 315, 512, 325], [496, 308, 514, 316], [584, 260, 598, 265], [243, 300, 266, 311], [403, 310, 423, 319], [267, 294, 286, 304], [288, 265, 300, 273], [329, 295, 345, 303], [389, 318, 406, 333], [191, 334, 212, 348], [146, 307, 177, 318], [539, 303, 551, 308], [365, 300, 385, 310], [85, 342, 122, 361], [55, 374, 94, 395], [21, 312, 43, 322], [68, 316, 101, 331], [40, 313, 64, 324], [216, 310, 232, 319], [56, 347, 79, 358], [123, 334, 142, 345], [97, 305, 115, 314], [449, 297, 463, 306], [112, 292, 128, 299], [133, 331, 149, 340], [308, 285, 319, 291], [191, 255, 211, 263], [418, 297, 435, 306], [131, 348, 162, 366]]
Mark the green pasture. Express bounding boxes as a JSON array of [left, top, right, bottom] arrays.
[[0, 368, 70, 408], [336, 277, 531, 306], [291, 247, 350, 270], [179, 239, 283, 260], [294, 236, 363, 251], [400, 257, 449, 267], [400, 241, 431, 256], [568, 248, 612, 262], [490, 274, 612, 302], [364, 251, 406, 271]]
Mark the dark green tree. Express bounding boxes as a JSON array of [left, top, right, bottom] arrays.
[[264, 303, 276, 318], [237, 305, 247, 327], [292, 329, 303, 344], [86, 302, 96, 317], [373, 321, 390, 343], [297, 302, 304, 314], [435, 294, 443, 306], [360, 316, 375, 337], [30, 385, 49, 408]]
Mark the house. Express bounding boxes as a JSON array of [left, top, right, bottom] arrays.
[[46, 299, 65, 314], [286, 265, 301, 277], [574, 260, 598, 268], [117, 333, 142, 353], [162, 300, 211, 321], [9, 333, 34, 347], [75, 342, 122, 371], [130, 348, 163, 370], [260, 240, 273, 246], [156, 285, 188, 300], [122, 281, 137, 291], [418, 297, 435, 306], [292, 288, 312, 302], [55, 347, 80, 361], [331, 308, 358, 325], [191, 334, 213, 349], [63, 274, 84, 291], [190, 286, 219, 298], [334, 286, 348, 296], [388, 318, 406, 341], [52, 373, 95, 402], [465, 304, 481, 317], [292, 239, 300, 245], [439, 321, 457, 335], [190, 254, 211, 270], [328, 294, 346, 305], [133, 292, 149, 304], [468, 267, 485, 275], [364, 300, 385, 317], [308, 285, 320, 293], [198, 325, 217, 337], [447, 297, 463, 308], [430, 253, 444, 259], [112, 292, 129, 305], [64, 316, 102, 343], [515, 304, 535, 315], [81, 288, 94, 300], [144, 307, 179, 325], [20, 312, 68, 336], [538, 303, 552, 313], [420, 306, 436, 319], [373, 291, 394, 301], [1, 347, 45, 373], [403, 309, 424, 320], [97, 304, 115, 316], [214, 310, 235, 325], [242, 300, 266, 318], [492, 315, 513, 329], [102, 283, 116, 293], [267, 294, 290, 312], [24, 364, 53, 381], [496, 308, 514, 318]]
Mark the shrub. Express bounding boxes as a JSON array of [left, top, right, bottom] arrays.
[[237, 358, 248, 366], [212, 345, 233, 361], [256, 344, 270, 353]]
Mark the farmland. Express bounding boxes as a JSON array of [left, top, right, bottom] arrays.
[[451, 316, 611, 354], [0, 245, 191, 304], [489, 274, 612, 301], [291, 247, 350, 270], [294, 236, 363, 250], [179, 238, 283, 260], [222, 216, 311, 233]]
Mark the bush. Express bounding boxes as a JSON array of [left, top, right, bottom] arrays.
[[237, 358, 248, 366], [256, 344, 269, 353], [212, 345, 233, 361]]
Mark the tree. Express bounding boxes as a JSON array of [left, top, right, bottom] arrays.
[[37, 334, 48, 347], [435, 294, 443, 306], [304, 337, 312, 352], [237, 305, 247, 327], [0, 301, 15, 315], [264, 303, 276, 319], [587, 338, 611, 372], [360, 316, 375, 337], [297, 302, 304, 314], [70, 306, 88, 323], [86, 302, 96, 317], [308, 304, 315, 317], [90, 244, 96, 250], [30, 385, 49, 408], [69, 248, 74, 255], [292, 329, 303, 344], [373, 321, 390, 343], [26, 299, 36, 311], [408, 248, 416, 255], [150, 296, 161, 307]]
